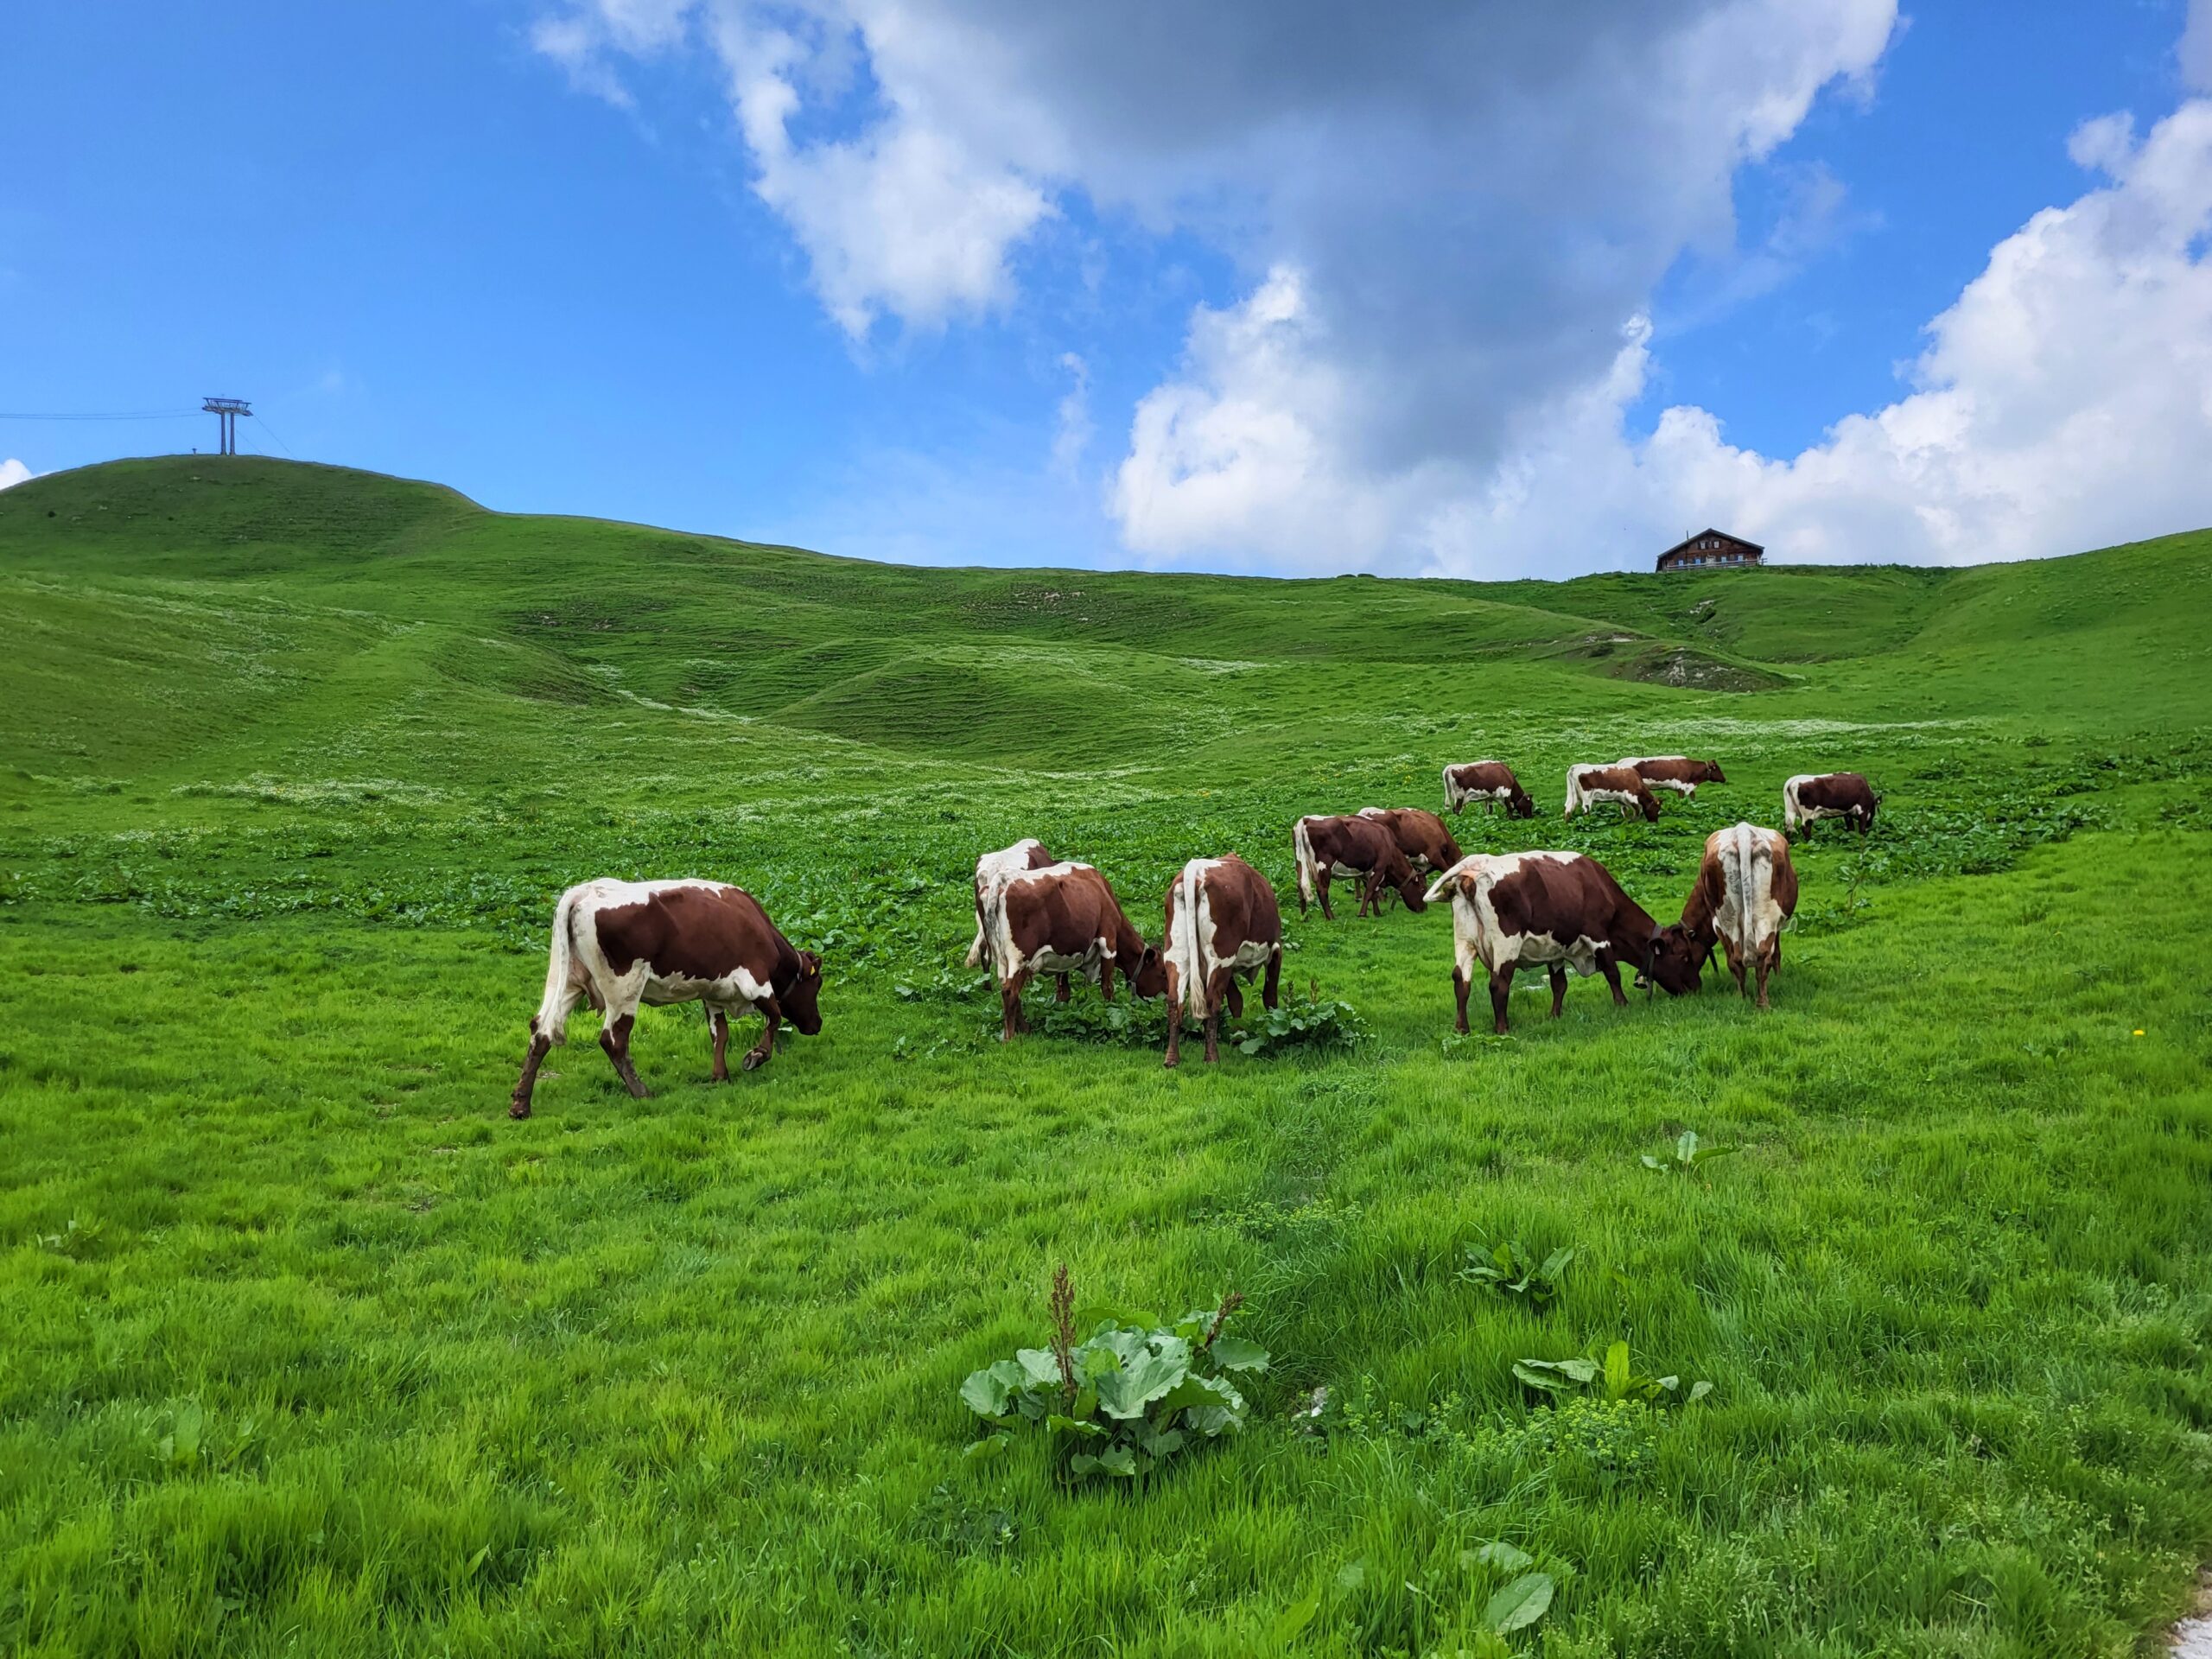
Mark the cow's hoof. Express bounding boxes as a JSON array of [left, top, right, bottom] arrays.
[[508, 1100, 532, 1120], [1163, 1055, 1179, 1070], [741, 1051, 766, 1072]]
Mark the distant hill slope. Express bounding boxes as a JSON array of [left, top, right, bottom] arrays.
[[3, 454, 2207, 781]]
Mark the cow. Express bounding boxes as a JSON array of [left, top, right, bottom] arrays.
[[1783, 772, 1879, 837], [980, 861, 1166, 1042], [1423, 852, 1698, 1034], [1619, 755, 1726, 799], [1563, 764, 1662, 823], [1293, 814, 1431, 920], [1357, 807, 1465, 874], [1650, 823, 1798, 1008], [510, 878, 823, 1118], [1162, 855, 1283, 1067], [965, 838, 1074, 1003], [1442, 761, 1536, 818]]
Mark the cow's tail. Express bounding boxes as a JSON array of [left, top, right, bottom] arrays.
[[963, 881, 988, 969], [975, 876, 1010, 981], [1171, 860, 1203, 1019], [1440, 765, 1461, 814], [1424, 854, 1478, 907], [1782, 777, 1802, 831], [534, 885, 585, 1045], [1563, 769, 1584, 818], [1293, 817, 1319, 908]]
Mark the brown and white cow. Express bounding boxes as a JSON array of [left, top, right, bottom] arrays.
[[1423, 852, 1697, 1033], [1651, 823, 1798, 1008], [1618, 755, 1726, 799], [980, 861, 1165, 1041], [1783, 772, 1879, 836], [1563, 764, 1662, 823], [1357, 807, 1465, 874], [1442, 761, 1536, 818], [1162, 855, 1283, 1067], [966, 839, 1053, 967], [1293, 814, 1430, 919], [511, 878, 823, 1117]]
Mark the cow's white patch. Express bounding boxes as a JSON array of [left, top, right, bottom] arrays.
[[1427, 852, 1611, 980], [1782, 774, 1855, 830], [1709, 823, 1788, 959], [987, 861, 1113, 982], [1566, 766, 1648, 818], [1167, 857, 1272, 1018], [969, 838, 1049, 967]]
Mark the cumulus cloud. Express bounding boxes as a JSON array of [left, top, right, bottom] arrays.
[[0, 459, 32, 491], [538, 1, 2212, 575]]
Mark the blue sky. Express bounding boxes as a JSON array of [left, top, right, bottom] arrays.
[[6, 2, 2210, 576]]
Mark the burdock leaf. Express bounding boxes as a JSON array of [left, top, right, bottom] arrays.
[[1483, 1571, 1554, 1634], [1208, 1337, 1270, 1373]]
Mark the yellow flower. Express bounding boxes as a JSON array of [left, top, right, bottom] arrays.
[[2132, 1028, 2145, 1037]]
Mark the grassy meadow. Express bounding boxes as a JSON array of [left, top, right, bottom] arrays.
[[3, 455, 2210, 1656]]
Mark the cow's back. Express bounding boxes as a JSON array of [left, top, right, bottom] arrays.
[[592, 880, 782, 983]]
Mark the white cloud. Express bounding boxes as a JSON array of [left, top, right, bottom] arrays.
[[0, 459, 31, 491], [1050, 352, 1091, 476], [539, 1, 2212, 575], [2183, 0, 2212, 92]]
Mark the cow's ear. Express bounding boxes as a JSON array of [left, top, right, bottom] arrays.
[[798, 950, 823, 977]]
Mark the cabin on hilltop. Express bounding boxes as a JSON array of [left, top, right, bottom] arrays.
[[1656, 529, 1763, 573]]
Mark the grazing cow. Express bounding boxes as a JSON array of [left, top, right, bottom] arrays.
[[1563, 764, 1662, 823], [1423, 852, 1698, 1034], [965, 838, 1074, 1003], [1651, 823, 1798, 1008], [1294, 814, 1430, 920], [1619, 755, 1726, 799], [1442, 761, 1536, 818], [1357, 807, 1465, 874], [1162, 855, 1283, 1067], [511, 879, 823, 1117], [1783, 772, 1879, 836], [981, 861, 1165, 1041]]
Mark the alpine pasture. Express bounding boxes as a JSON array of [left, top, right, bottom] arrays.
[[3, 455, 2210, 1656]]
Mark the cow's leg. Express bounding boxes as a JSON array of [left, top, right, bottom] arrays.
[[1725, 943, 1749, 1000], [1097, 958, 1116, 1002], [1488, 968, 1514, 1035], [510, 1029, 552, 1119], [1055, 973, 1072, 1003], [709, 1008, 731, 1081], [599, 1007, 649, 1099], [1204, 970, 1229, 1064], [1596, 951, 1628, 1007], [1262, 949, 1281, 1011], [1314, 868, 1333, 921], [1548, 964, 1568, 1020], [1753, 944, 1775, 1010], [740, 1003, 780, 1071], [1224, 978, 1244, 1019], [1451, 968, 1471, 1034], [1000, 969, 1033, 1042]]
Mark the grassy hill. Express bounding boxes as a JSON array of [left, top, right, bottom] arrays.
[[3, 456, 2209, 1656]]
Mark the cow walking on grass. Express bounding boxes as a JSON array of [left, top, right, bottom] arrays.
[[1650, 823, 1798, 1008], [1564, 765, 1662, 823], [1618, 755, 1726, 800], [1442, 761, 1536, 818], [1294, 814, 1431, 920], [511, 879, 823, 1117], [1162, 855, 1283, 1067], [1783, 772, 1878, 837], [979, 861, 1165, 1042], [1424, 851, 1697, 1034]]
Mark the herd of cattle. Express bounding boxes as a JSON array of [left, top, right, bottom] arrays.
[[507, 761, 1880, 1113]]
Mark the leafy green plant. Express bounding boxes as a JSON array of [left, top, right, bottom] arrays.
[[1640, 1129, 1739, 1174], [1514, 1340, 1711, 1406], [960, 1266, 1268, 1480], [1459, 1236, 1573, 1309], [1228, 980, 1365, 1056]]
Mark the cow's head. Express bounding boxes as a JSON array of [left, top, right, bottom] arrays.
[[1635, 790, 1662, 823], [1507, 787, 1536, 819], [1703, 762, 1727, 785], [1128, 942, 1169, 1001], [785, 950, 826, 1034], [1391, 867, 1430, 912], [1639, 926, 1704, 996]]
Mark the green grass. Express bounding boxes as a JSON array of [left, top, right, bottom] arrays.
[[2, 455, 2209, 1656]]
